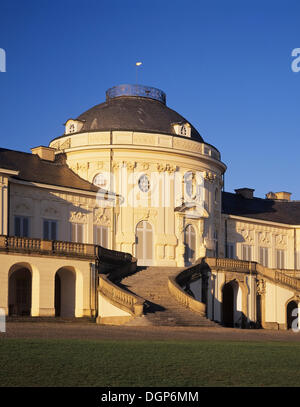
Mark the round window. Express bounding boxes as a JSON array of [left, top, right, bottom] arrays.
[[93, 173, 108, 189], [138, 174, 150, 192]]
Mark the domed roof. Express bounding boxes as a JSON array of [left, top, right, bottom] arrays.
[[74, 84, 204, 142]]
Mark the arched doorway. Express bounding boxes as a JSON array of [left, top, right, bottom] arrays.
[[287, 300, 298, 330], [135, 221, 153, 266], [54, 268, 76, 317], [8, 267, 32, 316], [184, 224, 196, 266], [222, 281, 241, 327]]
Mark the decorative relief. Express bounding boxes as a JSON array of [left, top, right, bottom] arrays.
[[275, 234, 287, 248], [138, 162, 149, 171], [259, 232, 271, 245], [112, 161, 120, 170], [93, 207, 111, 226], [156, 163, 176, 173], [13, 199, 33, 216], [240, 229, 254, 243], [125, 161, 136, 171], [78, 162, 89, 171], [256, 279, 266, 295], [69, 210, 87, 223], [204, 171, 217, 182]]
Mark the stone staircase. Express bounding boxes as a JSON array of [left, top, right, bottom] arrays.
[[119, 266, 218, 327]]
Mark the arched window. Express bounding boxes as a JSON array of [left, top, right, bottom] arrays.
[[135, 221, 153, 266], [184, 224, 196, 266], [93, 173, 108, 189]]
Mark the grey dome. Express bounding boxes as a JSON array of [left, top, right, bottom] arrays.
[[74, 85, 204, 142]]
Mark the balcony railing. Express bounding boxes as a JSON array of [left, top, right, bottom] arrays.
[[0, 235, 96, 259]]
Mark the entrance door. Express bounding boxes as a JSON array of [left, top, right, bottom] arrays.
[[136, 221, 153, 266], [222, 283, 234, 327], [184, 224, 196, 266]]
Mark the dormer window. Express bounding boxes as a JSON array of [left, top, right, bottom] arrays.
[[64, 119, 84, 135], [173, 122, 191, 138]]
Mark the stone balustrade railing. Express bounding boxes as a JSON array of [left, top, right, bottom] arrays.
[[255, 264, 300, 292], [206, 257, 255, 272], [206, 257, 300, 293], [97, 245, 133, 265], [168, 259, 206, 316], [169, 257, 300, 317], [274, 271, 300, 291], [0, 234, 98, 259], [99, 274, 144, 317], [5, 236, 41, 251]]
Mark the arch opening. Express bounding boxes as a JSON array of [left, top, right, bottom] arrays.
[[8, 267, 32, 316], [287, 300, 298, 330], [54, 268, 76, 318], [222, 280, 242, 327]]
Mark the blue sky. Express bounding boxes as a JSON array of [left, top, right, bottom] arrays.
[[0, 0, 299, 199]]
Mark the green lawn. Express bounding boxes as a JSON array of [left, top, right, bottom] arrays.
[[0, 339, 299, 387]]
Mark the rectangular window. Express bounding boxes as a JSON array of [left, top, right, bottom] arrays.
[[71, 223, 84, 243], [242, 244, 252, 261], [259, 247, 269, 267], [204, 146, 210, 155], [276, 249, 285, 269], [94, 225, 108, 248], [43, 219, 57, 240], [14, 216, 29, 237], [226, 243, 235, 259]]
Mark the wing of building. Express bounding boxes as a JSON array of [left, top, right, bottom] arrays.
[[1, 84, 300, 330]]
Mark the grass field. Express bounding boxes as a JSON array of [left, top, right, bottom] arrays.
[[0, 338, 300, 387]]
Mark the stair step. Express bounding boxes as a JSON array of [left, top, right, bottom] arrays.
[[119, 266, 219, 328]]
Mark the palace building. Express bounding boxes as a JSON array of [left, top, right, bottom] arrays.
[[0, 84, 300, 329]]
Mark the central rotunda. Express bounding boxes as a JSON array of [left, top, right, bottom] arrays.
[[49, 84, 227, 267]]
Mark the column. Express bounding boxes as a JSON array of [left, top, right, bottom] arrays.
[[0, 175, 8, 235]]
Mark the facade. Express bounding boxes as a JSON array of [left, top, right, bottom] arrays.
[[0, 84, 300, 329]]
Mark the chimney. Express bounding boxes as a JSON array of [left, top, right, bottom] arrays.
[[235, 188, 255, 199], [31, 146, 56, 162], [266, 191, 291, 201]]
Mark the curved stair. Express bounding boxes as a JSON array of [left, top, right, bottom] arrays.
[[120, 266, 218, 327]]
